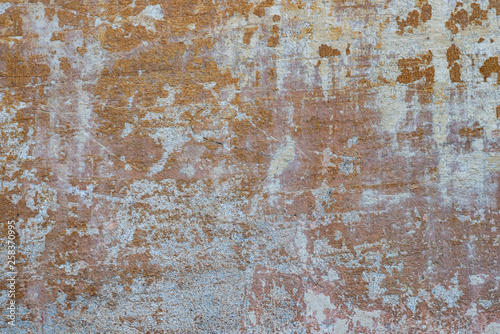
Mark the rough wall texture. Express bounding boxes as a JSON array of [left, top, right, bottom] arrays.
[[1, 0, 500, 333]]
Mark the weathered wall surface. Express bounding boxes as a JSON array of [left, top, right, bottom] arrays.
[[1, 0, 500, 332]]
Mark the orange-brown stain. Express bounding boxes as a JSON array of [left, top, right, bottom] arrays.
[[447, 44, 462, 82], [50, 32, 66, 42], [396, 2, 432, 34], [447, 44, 461, 65], [59, 57, 72, 73], [459, 123, 484, 139], [319, 44, 341, 57], [253, 0, 274, 18], [446, 2, 488, 33], [254, 71, 261, 87], [268, 25, 280, 47], [396, 51, 434, 85], [490, 0, 500, 14], [479, 56, 500, 83], [243, 27, 258, 45], [1, 51, 50, 88], [0, 7, 23, 37], [421, 3, 432, 21], [450, 63, 462, 82], [76, 46, 87, 56]]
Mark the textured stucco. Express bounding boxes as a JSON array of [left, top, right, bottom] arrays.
[[1, 0, 500, 333]]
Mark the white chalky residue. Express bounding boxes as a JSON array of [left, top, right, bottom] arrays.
[[304, 290, 335, 323], [121, 122, 134, 138], [295, 229, 309, 262], [148, 127, 190, 176], [362, 271, 387, 300], [268, 136, 295, 177], [333, 319, 349, 334], [361, 189, 410, 208], [432, 284, 463, 308], [484, 322, 500, 334], [322, 269, 340, 281], [179, 164, 195, 178], [352, 308, 381, 329], [0, 2, 11, 15], [466, 303, 478, 317], [129, 5, 164, 32], [470, 274, 487, 286]]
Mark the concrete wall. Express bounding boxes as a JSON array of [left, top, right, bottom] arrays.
[[1, 0, 500, 332]]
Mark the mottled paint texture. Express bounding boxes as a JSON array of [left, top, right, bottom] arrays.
[[1, 0, 500, 333]]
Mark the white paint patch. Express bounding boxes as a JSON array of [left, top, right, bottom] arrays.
[[362, 271, 387, 300], [375, 86, 408, 134], [407, 296, 420, 313], [179, 164, 195, 178], [347, 136, 358, 148], [352, 308, 381, 329], [121, 122, 134, 138], [59, 261, 88, 275], [130, 5, 164, 32], [0, 2, 11, 15], [268, 136, 295, 177], [333, 319, 349, 334], [320, 148, 359, 175], [318, 59, 332, 100], [295, 229, 308, 262], [304, 290, 335, 323], [432, 284, 463, 308], [437, 149, 500, 208], [266, 177, 281, 194], [156, 84, 179, 107], [323, 269, 340, 281], [248, 311, 257, 325], [465, 303, 478, 317], [148, 127, 190, 176], [361, 189, 410, 208], [484, 322, 500, 334], [142, 5, 164, 20], [470, 274, 488, 286]]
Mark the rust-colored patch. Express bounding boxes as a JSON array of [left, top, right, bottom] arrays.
[[396, 51, 435, 85], [450, 63, 462, 82], [267, 25, 280, 47], [243, 27, 258, 45], [396, 2, 432, 34], [479, 56, 500, 83], [446, 2, 488, 33], [76, 45, 87, 56], [447, 44, 462, 83], [254, 0, 274, 18], [490, 0, 500, 14], [0, 51, 50, 88], [421, 3, 432, 22], [50, 31, 66, 42], [318, 44, 341, 57], [446, 8, 469, 33], [447, 44, 461, 65], [459, 122, 484, 139], [0, 7, 23, 37], [59, 57, 71, 72]]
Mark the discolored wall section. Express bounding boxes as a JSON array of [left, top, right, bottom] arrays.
[[1, 0, 500, 333]]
